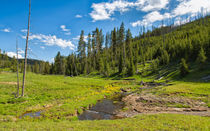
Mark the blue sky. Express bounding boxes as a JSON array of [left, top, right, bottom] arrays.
[[0, 0, 209, 62]]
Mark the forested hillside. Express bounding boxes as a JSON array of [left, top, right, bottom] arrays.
[[52, 15, 210, 77], [0, 52, 50, 74]]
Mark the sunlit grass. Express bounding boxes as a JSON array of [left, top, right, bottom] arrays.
[[0, 72, 121, 120], [0, 114, 209, 131]]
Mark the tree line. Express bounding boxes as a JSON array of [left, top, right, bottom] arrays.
[[1, 15, 209, 77], [51, 15, 210, 77]]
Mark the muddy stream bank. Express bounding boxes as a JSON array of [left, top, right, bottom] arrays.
[[78, 81, 210, 120]]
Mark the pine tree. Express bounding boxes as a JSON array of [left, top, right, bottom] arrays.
[[61, 56, 66, 75], [77, 30, 87, 74], [197, 47, 207, 69], [87, 33, 92, 74], [43, 62, 50, 74], [112, 28, 117, 62], [34, 62, 39, 74], [160, 49, 170, 65], [118, 52, 123, 73], [126, 29, 135, 75], [151, 59, 159, 73], [105, 32, 110, 49], [50, 63, 55, 74], [91, 31, 96, 70], [180, 58, 189, 77], [128, 57, 135, 76], [54, 51, 62, 74], [119, 22, 126, 72], [104, 58, 110, 77]]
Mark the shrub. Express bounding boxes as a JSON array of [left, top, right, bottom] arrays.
[[180, 58, 189, 77], [196, 47, 207, 69]]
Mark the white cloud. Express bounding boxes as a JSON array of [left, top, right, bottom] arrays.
[[40, 46, 45, 49], [18, 48, 25, 54], [65, 32, 71, 36], [131, 0, 209, 27], [6, 52, 24, 59], [73, 35, 88, 43], [90, 0, 135, 21], [22, 33, 75, 50], [131, 11, 170, 27], [172, 0, 210, 17], [50, 58, 55, 63], [173, 15, 195, 26], [75, 14, 82, 18], [139, 0, 170, 12], [21, 29, 27, 33], [1, 28, 11, 33], [60, 25, 70, 32], [60, 25, 71, 35], [89, 0, 170, 21]]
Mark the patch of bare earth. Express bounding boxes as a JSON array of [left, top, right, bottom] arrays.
[[116, 93, 210, 118]]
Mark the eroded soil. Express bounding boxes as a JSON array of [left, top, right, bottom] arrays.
[[116, 88, 210, 118]]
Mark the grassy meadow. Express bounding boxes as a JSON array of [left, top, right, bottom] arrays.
[[0, 63, 210, 130]]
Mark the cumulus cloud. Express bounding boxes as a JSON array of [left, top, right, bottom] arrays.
[[73, 35, 88, 43], [18, 48, 25, 54], [90, 0, 135, 21], [139, 0, 169, 12], [21, 29, 27, 33], [89, 0, 170, 21], [50, 58, 55, 63], [171, 0, 210, 17], [131, 0, 209, 27], [60, 25, 70, 32], [75, 14, 82, 18], [1, 28, 11, 33], [60, 25, 71, 35], [6, 50, 24, 59], [22, 33, 75, 50], [131, 11, 170, 27]]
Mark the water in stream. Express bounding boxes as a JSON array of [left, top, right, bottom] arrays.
[[20, 111, 42, 118], [78, 97, 124, 120]]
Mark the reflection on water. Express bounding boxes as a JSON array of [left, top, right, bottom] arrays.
[[20, 111, 42, 118], [78, 99, 124, 120]]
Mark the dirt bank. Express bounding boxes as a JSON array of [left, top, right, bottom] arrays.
[[116, 93, 210, 118]]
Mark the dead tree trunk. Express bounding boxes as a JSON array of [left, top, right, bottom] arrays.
[[16, 37, 20, 98], [22, 0, 31, 97]]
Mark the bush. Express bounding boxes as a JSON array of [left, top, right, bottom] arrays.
[[196, 47, 207, 69], [151, 59, 159, 73], [180, 58, 189, 77]]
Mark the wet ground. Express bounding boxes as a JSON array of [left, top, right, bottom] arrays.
[[20, 111, 42, 118], [78, 96, 124, 120], [19, 82, 210, 120], [78, 81, 210, 120]]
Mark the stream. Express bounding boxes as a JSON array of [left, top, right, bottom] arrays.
[[20, 111, 42, 118], [78, 94, 125, 120]]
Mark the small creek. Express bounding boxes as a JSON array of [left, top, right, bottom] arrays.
[[20, 111, 42, 118], [78, 94, 125, 120]]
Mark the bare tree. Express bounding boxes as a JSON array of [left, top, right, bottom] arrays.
[[16, 37, 20, 97], [22, 0, 31, 97]]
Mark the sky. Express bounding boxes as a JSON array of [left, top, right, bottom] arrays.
[[0, 0, 209, 62]]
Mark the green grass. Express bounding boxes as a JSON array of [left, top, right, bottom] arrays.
[[0, 114, 209, 131], [0, 72, 122, 120], [0, 65, 210, 130]]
